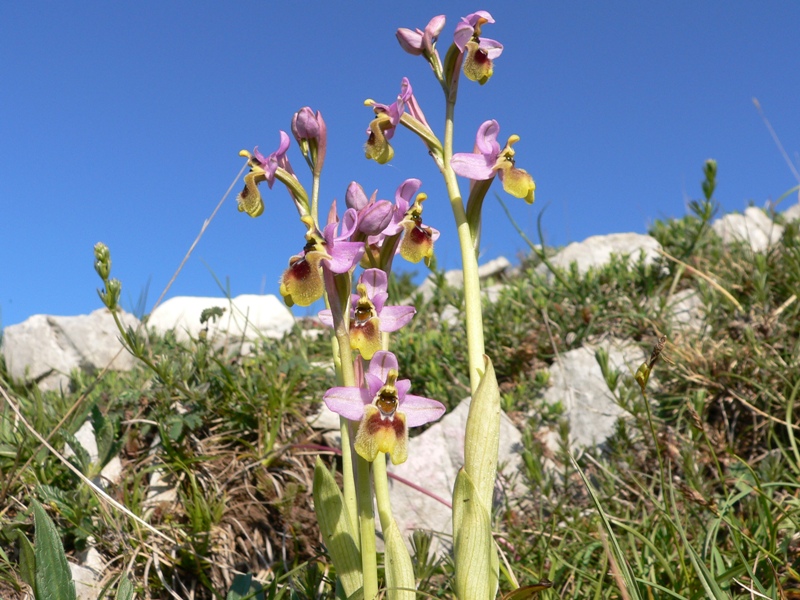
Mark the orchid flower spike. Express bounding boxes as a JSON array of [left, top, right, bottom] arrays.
[[318, 268, 415, 359], [323, 351, 445, 464], [451, 119, 535, 204], [453, 11, 503, 84]]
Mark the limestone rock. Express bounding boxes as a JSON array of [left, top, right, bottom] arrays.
[[666, 288, 706, 335], [413, 256, 512, 303], [537, 233, 662, 279], [712, 206, 783, 252], [70, 561, 102, 600], [64, 420, 123, 486], [387, 396, 524, 555], [538, 338, 646, 449], [147, 294, 294, 342], [1, 308, 139, 392], [782, 203, 800, 222]]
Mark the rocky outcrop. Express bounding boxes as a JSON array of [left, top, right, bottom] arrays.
[[147, 294, 294, 343], [1, 308, 139, 392], [537, 233, 662, 279], [536, 337, 646, 451], [712, 206, 783, 252]]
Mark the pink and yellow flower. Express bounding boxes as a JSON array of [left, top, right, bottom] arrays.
[[323, 351, 445, 464]]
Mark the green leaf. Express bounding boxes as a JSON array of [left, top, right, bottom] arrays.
[[382, 519, 416, 600], [16, 529, 37, 597], [31, 499, 77, 600], [570, 455, 643, 600], [91, 406, 116, 467], [226, 573, 265, 600], [61, 431, 92, 474], [114, 575, 135, 600], [312, 457, 363, 598], [452, 468, 498, 600], [463, 356, 501, 513]]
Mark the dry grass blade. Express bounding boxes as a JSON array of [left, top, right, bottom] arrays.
[[656, 247, 744, 312], [0, 382, 179, 546]]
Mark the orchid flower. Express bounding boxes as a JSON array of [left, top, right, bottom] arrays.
[[279, 209, 365, 307], [364, 78, 433, 164], [323, 351, 445, 464], [357, 178, 439, 270], [319, 269, 415, 359], [237, 131, 309, 218], [381, 179, 440, 265], [453, 11, 503, 84], [451, 119, 535, 204]]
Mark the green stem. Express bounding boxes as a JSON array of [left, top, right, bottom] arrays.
[[442, 99, 485, 393], [356, 455, 379, 599], [371, 453, 392, 529], [311, 172, 321, 227], [334, 331, 362, 554]]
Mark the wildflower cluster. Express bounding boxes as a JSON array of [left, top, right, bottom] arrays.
[[237, 122, 445, 465], [238, 10, 535, 599]]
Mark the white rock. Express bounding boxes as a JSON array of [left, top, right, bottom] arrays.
[[147, 294, 294, 342], [537, 233, 662, 279], [439, 304, 461, 326], [413, 256, 512, 303], [712, 206, 783, 252], [387, 396, 524, 555], [65, 420, 99, 462], [63, 420, 124, 486], [782, 203, 800, 222], [539, 338, 646, 449], [1, 308, 139, 392], [666, 288, 705, 334], [69, 561, 101, 600], [308, 403, 341, 432]]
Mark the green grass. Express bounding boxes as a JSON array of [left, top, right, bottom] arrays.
[[2, 198, 800, 598]]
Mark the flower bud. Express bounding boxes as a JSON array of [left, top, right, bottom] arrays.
[[93, 242, 111, 281]]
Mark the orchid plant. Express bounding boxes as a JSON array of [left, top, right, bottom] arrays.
[[237, 11, 535, 599]]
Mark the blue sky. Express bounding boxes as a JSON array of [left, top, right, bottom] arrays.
[[2, 2, 799, 328]]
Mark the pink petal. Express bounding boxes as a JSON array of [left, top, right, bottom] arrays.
[[480, 37, 504, 59], [395, 379, 411, 399], [346, 181, 368, 210], [317, 309, 334, 328], [324, 387, 371, 421], [378, 305, 416, 332], [475, 120, 500, 155], [359, 200, 394, 235], [453, 20, 474, 52], [451, 152, 496, 180], [322, 240, 364, 274], [368, 351, 399, 380], [401, 394, 446, 427], [396, 27, 424, 54], [359, 268, 388, 297], [364, 372, 385, 396], [424, 15, 446, 42]]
